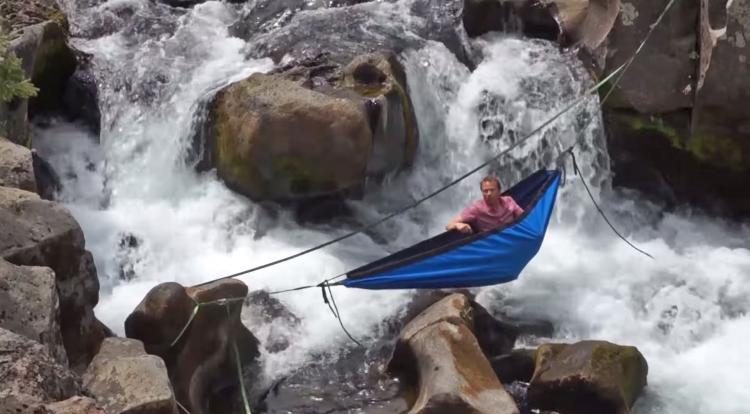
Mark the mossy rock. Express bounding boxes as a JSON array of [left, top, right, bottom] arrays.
[[612, 111, 747, 173], [208, 73, 372, 201], [604, 107, 750, 217], [528, 341, 648, 414]]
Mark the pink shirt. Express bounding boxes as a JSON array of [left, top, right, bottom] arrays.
[[459, 196, 524, 232]]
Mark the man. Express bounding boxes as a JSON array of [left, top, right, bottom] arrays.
[[446, 175, 524, 234]]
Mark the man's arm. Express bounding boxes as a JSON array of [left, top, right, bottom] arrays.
[[446, 214, 473, 234]]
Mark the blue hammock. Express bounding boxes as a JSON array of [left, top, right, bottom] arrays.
[[341, 169, 561, 290]]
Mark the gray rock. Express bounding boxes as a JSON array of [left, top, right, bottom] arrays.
[[83, 338, 177, 414], [0, 136, 37, 192], [0, 258, 67, 365], [0, 186, 107, 371], [0, 327, 79, 409]]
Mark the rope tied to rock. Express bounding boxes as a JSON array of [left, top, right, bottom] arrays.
[[168, 296, 252, 414]]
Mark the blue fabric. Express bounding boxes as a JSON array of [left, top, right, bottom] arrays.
[[342, 170, 561, 290]]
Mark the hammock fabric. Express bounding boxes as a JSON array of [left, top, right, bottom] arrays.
[[341, 169, 561, 290]]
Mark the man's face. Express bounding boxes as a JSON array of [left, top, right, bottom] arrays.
[[481, 181, 501, 204]]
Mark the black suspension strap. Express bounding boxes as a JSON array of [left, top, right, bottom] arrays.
[[324, 281, 363, 347], [566, 150, 654, 259]]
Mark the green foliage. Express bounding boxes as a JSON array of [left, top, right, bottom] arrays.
[[0, 32, 38, 103]]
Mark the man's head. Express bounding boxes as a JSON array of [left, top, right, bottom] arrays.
[[480, 175, 502, 205]]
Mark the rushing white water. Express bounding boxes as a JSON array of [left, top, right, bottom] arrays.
[[36, 0, 750, 412]]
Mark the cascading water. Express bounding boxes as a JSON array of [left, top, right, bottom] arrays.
[[33, 0, 750, 412]]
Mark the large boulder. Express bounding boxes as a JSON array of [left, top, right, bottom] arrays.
[[83, 338, 177, 414], [0, 0, 76, 145], [124, 280, 260, 414], [204, 72, 371, 201], [0, 327, 80, 410], [527, 341, 648, 414], [389, 294, 519, 414], [0, 136, 37, 192], [463, 0, 620, 50], [603, 0, 750, 217], [0, 258, 67, 364], [201, 51, 418, 202], [0, 186, 108, 371]]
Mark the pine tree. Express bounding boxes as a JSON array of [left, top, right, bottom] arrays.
[[0, 31, 38, 103]]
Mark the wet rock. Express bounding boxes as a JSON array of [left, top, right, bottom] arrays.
[[204, 72, 371, 201], [462, 0, 526, 38], [201, 50, 417, 203], [0, 136, 37, 192], [490, 349, 536, 384], [0, 186, 108, 371], [527, 341, 648, 414], [243, 290, 300, 353], [342, 53, 418, 176], [389, 294, 519, 414], [0, 327, 80, 409], [115, 232, 143, 281], [260, 346, 409, 414], [243, 1, 457, 66], [43, 396, 106, 414], [472, 300, 519, 358], [62, 56, 101, 136], [463, 0, 620, 50], [605, 109, 750, 217], [125, 280, 260, 414], [157, 0, 246, 8], [83, 338, 177, 414], [31, 149, 62, 201], [0, 258, 67, 365]]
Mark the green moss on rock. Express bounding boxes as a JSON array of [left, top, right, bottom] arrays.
[[612, 111, 747, 172]]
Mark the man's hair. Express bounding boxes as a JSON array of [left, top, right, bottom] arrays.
[[480, 175, 502, 190]]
